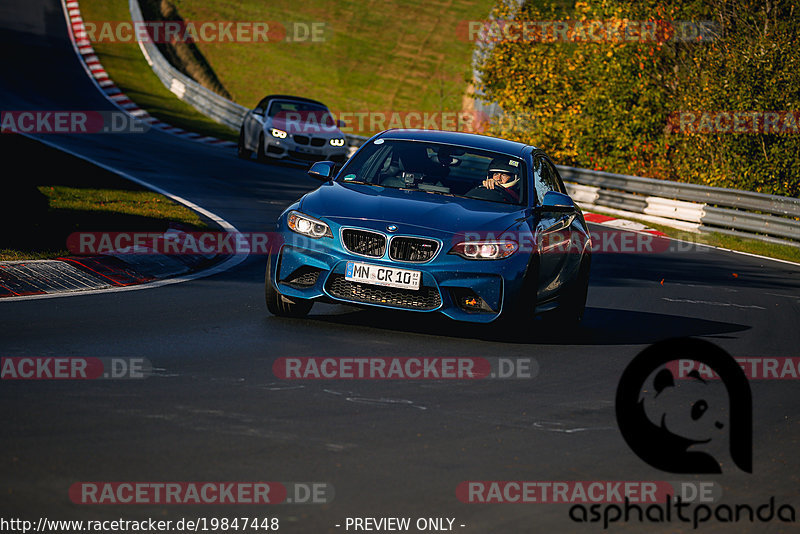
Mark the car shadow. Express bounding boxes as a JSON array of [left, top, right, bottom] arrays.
[[298, 305, 748, 345]]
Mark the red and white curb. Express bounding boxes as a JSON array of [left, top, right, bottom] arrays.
[[61, 0, 235, 148], [0, 229, 220, 298], [584, 212, 667, 237]]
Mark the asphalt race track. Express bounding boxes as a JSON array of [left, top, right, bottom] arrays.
[[1, 1, 799, 532]]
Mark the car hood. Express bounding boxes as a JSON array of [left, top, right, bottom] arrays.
[[300, 181, 526, 237]]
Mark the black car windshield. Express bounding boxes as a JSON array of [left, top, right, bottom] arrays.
[[337, 139, 526, 205]]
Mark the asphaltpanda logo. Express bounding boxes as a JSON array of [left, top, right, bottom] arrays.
[[615, 337, 752, 474]]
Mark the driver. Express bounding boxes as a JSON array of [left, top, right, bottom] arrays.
[[482, 157, 520, 201]]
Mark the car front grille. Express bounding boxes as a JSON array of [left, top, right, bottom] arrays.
[[389, 237, 439, 263], [310, 138, 326, 147], [342, 229, 386, 258], [326, 274, 441, 310], [293, 135, 310, 145]]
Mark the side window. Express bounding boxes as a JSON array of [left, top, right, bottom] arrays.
[[542, 158, 567, 194], [255, 98, 269, 114], [533, 156, 558, 204], [267, 101, 283, 117]]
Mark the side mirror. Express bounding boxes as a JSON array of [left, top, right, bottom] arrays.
[[252, 109, 264, 117], [308, 161, 336, 182], [540, 191, 576, 212], [337, 119, 347, 128]]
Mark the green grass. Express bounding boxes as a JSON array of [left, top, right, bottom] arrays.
[[0, 136, 209, 261], [589, 210, 800, 264], [81, 0, 495, 136], [78, 1, 237, 141], [170, 0, 492, 111], [41, 186, 208, 227], [0, 250, 71, 261]]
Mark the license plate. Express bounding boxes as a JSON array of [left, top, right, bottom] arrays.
[[345, 262, 421, 291], [296, 146, 320, 154]]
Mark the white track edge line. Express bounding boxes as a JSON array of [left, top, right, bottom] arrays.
[[0, 134, 249, 302]]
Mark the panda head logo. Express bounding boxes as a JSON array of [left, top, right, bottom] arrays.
[[616, 338, 752, 474]]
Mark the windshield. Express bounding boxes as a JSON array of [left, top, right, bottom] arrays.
[[337, 139, 526, 205], [269, 101, 336, 133]]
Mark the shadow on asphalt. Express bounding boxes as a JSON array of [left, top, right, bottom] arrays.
[[272, 305, 748, 346]]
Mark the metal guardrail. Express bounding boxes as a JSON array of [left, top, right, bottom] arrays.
[[129, 0, 364, 149], [560, 166, 800, 246], [129, 0, 248, 131], [129, 0, 798, 247]]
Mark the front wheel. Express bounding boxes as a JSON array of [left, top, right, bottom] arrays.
[[237, 127, 252, 159], [551, 258, 590, 326], [265, 256, 313, 317], [494, 258, 540, 340], [256, 133, 269, 163]]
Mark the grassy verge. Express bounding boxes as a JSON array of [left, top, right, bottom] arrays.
[[0, 135, 209, 261], [80, 0, 495, 137], [169, 0, 494, 114], [77, 1, 237, 142], [588, 210, 800, 264]]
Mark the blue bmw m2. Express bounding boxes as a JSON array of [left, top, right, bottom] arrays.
[[265, 129, 591, 325]]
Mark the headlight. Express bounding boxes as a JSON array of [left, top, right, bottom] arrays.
[[329, 138, 345, 147], [450, 241, 518, 260], [287, 211, 332, 239], [271, 128, 287, 139]]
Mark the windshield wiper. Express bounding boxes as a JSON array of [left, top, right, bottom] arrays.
[[342, 180, 382, 187]]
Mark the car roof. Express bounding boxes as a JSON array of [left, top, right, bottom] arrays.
[[375, 129, 535, 157], [262, 94, 327, 108]]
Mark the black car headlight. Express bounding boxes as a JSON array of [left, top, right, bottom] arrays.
[[329, 138, 346, 147], [450, 241, 518, 260], [287, 211, 332, 239]]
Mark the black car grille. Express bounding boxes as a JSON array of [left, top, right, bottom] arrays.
[[310, 138, 326, 147], [282, 267, 320, 288], [293, 135, 310, 145], [326, 274, 441, 310], [342, 229, 386, 258], [389, 237, 439, 262]]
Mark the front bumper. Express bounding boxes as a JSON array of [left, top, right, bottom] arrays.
[[264, 136, 348, 163], [269, 235, 531, 323]]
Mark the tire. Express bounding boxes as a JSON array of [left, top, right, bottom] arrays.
[[256, 133, 268, 163], [265, 256, 313, 318], [237, 127, 252, 159], [551, 257, 590, 326], [494, 256, 539, 340]]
